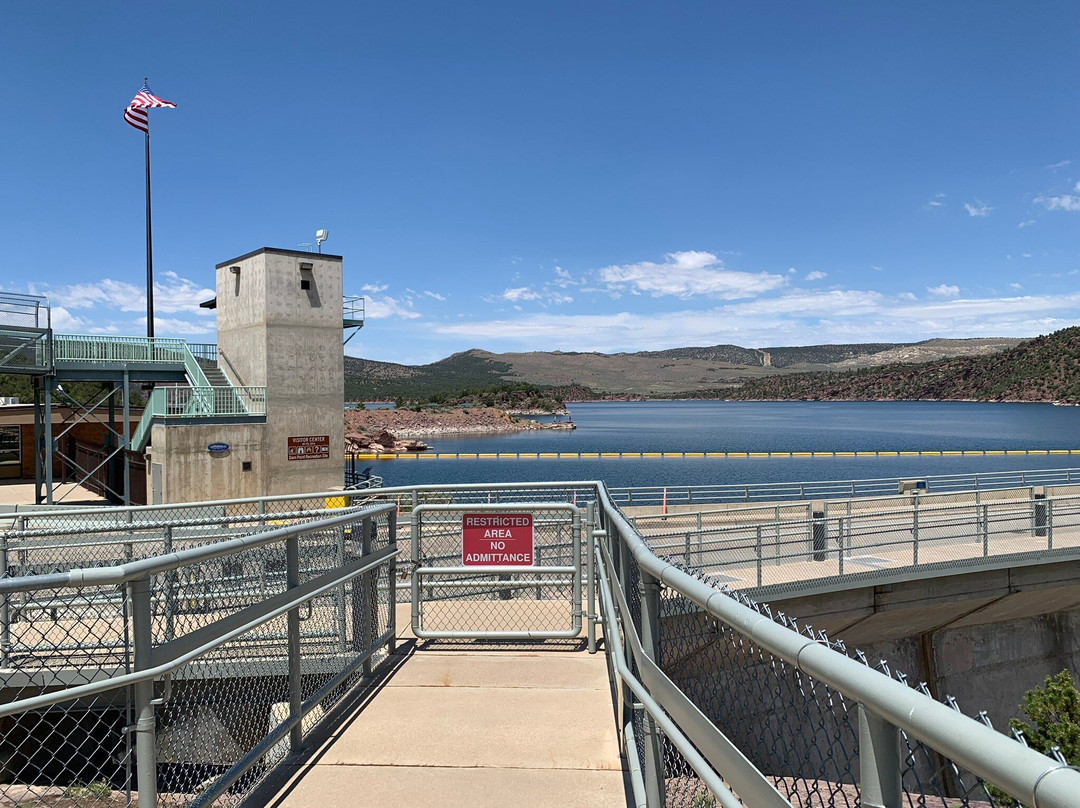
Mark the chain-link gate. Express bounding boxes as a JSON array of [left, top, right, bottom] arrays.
[[410, 502, 583, 639]]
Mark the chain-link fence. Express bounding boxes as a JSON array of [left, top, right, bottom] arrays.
[[0, 503, 397, 808], [629, 487, 1080, 593], [594, 487, 1080, 808], [409, 502, 583, 639], [612, 467, 1080, 507]]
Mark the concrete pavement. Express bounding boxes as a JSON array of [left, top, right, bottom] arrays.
[[263, 606, 630, 808]]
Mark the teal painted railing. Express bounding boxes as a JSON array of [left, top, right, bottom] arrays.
[[130, 385, 266, 451], [53, 334, 190, 364]]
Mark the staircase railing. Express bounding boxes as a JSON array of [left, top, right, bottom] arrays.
[[130, 385, 267, 450]]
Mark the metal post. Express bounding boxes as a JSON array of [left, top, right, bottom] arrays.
[[286, 534, 303, 754], [361, 516, 374, 676], [43, 382, 53, 504], [130, 576, 158, 808], [0, 534, 9, 668], [144, 130, 155, 340], [981, 504, 989, 556], [638, 568, 666, 808], [122, 369, 131, 507], [335, 524, 347, 651], [755, 525, 763, 587], [812, 506, 826, 562], [162, 526, 175, 641], [858, 705, 902, 808], [1047, 498, 1054, 550], [388, 509, 398, 652], [586, 502, 598, 655], [912, 494, 920, 566], [1034, 488, 1048, 539], [838, 518, 845, 577]]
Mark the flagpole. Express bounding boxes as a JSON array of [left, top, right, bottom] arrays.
[[145, 129, 154, 340]]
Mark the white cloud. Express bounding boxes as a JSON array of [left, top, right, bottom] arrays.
[[364, 295, 421, 319], [501, 287, 541, 302], [151, 317, 215, 336], [54, 273, 214, 314], [1010, 283, 1023, 290], [1018, 220, 1036, 228], [923, 192, 946, 210], [598, 251, 787, 300], [804, 271, 827, 281], [50, 306, 86, 331], [927, 284, 960, 299], [871, 265, 883, 272], [361, 283, 388, 293], [964, 201, 994, 217], [552, 266, 577, 288], [1035, 193, 1080, 212], [422, 290, 447, 301], [431, 289, 1080, 353], [1046, 160, 1072, 170]]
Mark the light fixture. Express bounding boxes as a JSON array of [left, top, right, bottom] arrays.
[[315, 229, 329, 253], [229, 265, 241, 275], [299, 261, 313, 271]]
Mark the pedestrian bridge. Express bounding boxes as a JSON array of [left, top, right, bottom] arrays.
[[2, 481, 1079, 808]]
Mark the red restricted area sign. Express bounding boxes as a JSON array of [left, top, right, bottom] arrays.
[[462, 513, 534, 566]]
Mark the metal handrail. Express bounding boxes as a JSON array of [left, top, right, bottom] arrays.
[[593, 482, 1080, 808], [53, 334, 189, 364], [613, 466, 1080, 506], [2, 480, 1078, 808]]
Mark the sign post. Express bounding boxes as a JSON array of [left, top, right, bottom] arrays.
[[462, 513, 534, 566]]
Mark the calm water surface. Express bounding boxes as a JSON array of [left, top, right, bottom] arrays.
[[367, 401, 1080, 489]]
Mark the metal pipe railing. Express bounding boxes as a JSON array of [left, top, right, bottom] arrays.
[[0, 502, 398, 808], [594, 482, 1080, 808]]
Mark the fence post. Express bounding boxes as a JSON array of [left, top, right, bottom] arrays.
[[361, 516, 374, 676], [586, 501, 598, 655], [981, 504, 989, 556], [838, 518, 845, 577], [755, 525, 763, 587], [286, 534, 303, 754], [162, 525, 175, 642], [1033, 487, 1048, 539], [0, 533, 9, 668], [638, 568, 666, 808], [912, 494, 920, 566], [130, 576, 159, 808], [336, 524, 347, 651], [858, 705, 902, 808], [812, 502, 826, 562], [388, 509, 398, 652]]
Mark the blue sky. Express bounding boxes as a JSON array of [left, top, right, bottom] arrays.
[[1, 2, 1077, 364]]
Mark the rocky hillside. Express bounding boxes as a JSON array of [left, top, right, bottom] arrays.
[[344, 337, 1022, 399], [724, 327, 1080, 403]]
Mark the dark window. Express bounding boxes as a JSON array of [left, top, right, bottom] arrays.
[[242, 461, 252, 472], [300, 279, 311, 290]]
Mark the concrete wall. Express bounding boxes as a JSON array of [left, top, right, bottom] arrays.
[[156, 248, 346, 503], [747, 560, 1080, 730], [214, 249, 344, 498], [147, 422, 268, 504]]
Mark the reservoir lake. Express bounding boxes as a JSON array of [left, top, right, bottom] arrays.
[[364, 401, 1080, 490]]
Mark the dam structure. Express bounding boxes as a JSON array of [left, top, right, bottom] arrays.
[[2, 476, 1080, 808], [2, 248, 1080, 806]]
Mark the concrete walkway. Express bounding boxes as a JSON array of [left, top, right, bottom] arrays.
[[264, 608, 630, 808]]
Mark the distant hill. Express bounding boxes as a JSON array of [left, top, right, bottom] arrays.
[[723, 327, 1080, 403], [344, 337, 1024, 400]]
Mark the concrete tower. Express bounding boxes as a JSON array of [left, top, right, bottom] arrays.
[[214, 248, 345, 495]]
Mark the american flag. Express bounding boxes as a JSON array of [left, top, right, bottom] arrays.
[[123, 80, 176, 134]]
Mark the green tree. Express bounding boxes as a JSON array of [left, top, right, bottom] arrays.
[[1010, 669, 1080, 763]]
